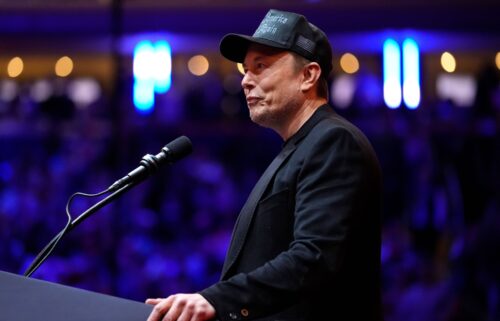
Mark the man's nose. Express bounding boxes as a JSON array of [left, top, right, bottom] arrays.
[[241, 72, 254, 91]]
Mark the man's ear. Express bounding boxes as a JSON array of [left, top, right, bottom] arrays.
[[300, 62, 322, 92]]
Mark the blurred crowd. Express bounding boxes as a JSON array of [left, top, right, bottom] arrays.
[[1, 64, 499, 321]]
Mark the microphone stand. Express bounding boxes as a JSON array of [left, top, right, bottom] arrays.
[[23, 182, 136, 277], [23, 135, 193, 278]]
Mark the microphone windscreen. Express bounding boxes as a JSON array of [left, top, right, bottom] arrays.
[[164, 136, 193, 162]]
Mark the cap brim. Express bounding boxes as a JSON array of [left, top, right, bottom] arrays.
[[219, 33, 289, 63]]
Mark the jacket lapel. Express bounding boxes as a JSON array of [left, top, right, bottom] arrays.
[[221, 142, 296, 279]]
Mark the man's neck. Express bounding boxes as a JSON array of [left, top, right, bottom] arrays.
[[278, 98, 327, 141]]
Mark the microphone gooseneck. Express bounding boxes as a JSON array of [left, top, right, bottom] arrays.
[[24, 136, 192, 277]]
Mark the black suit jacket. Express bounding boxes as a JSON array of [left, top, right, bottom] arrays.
[[200, 105, 383, 321]]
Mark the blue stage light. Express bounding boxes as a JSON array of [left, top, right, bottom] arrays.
[[402, 38, 420, 109], [133, 80, 155, 114], [154, 41, 172, 94], [133, 40, 172, 114], [383, 38, 402, 109], [133, 40, 155, 80]]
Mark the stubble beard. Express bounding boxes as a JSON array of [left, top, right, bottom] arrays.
[[248, 99, 301, 133]]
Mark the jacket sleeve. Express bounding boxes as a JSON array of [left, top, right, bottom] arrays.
[[199, 127, 370, 321]]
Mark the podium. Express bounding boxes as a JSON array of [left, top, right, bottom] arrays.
[[0, 270, 153, 321]]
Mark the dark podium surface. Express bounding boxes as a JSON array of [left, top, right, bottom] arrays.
[[0, 270, 153, 321]]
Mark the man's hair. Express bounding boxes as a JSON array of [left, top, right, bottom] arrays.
[[292, 53, 329, 100]]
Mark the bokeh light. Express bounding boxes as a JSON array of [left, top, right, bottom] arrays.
[[383, 38, 402, 108], [441, 52, 456, 73], [188, 55, 209, 76], [55, 56, 74, 77], [30, 79, 53, 103], [402, 38, 420, 109], [331, 75, 355, 109], [0, 79, 19, 102], [7, 57, 24, 78], [153, 40, 172, 94], [68, 78, 102, 109], [340, 53, 360, 74]]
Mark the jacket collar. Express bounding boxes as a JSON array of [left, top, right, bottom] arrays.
[[284, 104, 335, 147]]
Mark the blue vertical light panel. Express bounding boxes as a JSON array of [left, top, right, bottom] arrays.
[[402, 38, 420, 109], [133, 40, 156, 113], [133, 40, 172, 114], [153, 41, 172, 94], [383, 38, 402, 108]]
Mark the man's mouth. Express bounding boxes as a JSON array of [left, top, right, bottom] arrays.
[[246, 96, 261, 106]]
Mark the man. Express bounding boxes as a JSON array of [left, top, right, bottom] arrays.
[[146, 9, 383, 321]]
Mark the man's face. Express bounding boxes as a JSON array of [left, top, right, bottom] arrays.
[[241, 43, 304, 130]]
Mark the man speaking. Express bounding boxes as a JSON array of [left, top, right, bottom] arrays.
[[146, 9, 383, 321]]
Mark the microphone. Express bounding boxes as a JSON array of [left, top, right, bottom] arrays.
[[109, 136, 192, 191]]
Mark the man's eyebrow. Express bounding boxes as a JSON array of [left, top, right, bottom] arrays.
[[243, 56, 265, 69]]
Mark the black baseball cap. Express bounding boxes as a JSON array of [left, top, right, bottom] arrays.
[[220, 9, 333, 79]]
